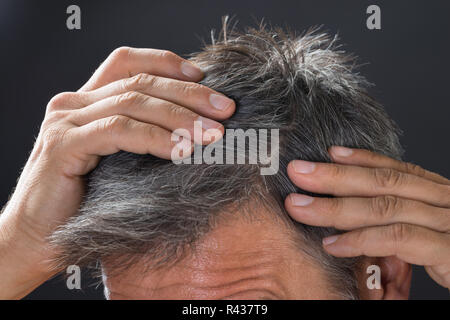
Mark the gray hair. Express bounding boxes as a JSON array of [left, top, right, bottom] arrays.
[[50, 20, 403, 299]]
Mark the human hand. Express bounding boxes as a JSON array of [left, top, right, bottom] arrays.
[[0, 47, 235, 298], [285, 147, 450, 289]]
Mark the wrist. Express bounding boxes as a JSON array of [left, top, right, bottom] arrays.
[[0, 204, 59, 299]]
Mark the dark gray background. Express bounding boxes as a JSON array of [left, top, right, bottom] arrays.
[[0, 0, 448, 299]]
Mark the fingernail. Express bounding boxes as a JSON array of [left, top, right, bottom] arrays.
[[181, 61, 203, 79], [209, 94, 233, 111], [290, 194, 314, 206], [197, 116, 222, 130], [322, 235, 339, 246], [330, 146, 353, 157], [292, 160, 316, 174]]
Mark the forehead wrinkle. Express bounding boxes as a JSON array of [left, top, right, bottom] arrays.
[[178, 258, 289, 297], [146, 259, 289, 299], [181, 274, 287, 299], [137, 249, 289, 296], [106, 244, 291, 296], [103, 205, 319, 299], [104, 256, 289, 299]]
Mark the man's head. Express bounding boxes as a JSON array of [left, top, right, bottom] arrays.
[[51, 22, 407, 299]]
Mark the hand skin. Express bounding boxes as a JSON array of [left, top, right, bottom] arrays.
[[0, 47, 235, 299], [285, 146, 450, 290]]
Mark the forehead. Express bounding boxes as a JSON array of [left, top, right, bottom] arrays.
[[102, 213, 334, 299]]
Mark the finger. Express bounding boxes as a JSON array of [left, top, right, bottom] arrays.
[[70, 92, 224, 145], [329, 146, 450, 185], [79, 47, 203, 92], [68, 115, 193, 160], [287, 160, 450, 208], [46, 92, 86, 113], [322, 224, 450, 266], [285, 194, 450, 232], [425, 265, 450, 288], [78, 74, 235, 120]]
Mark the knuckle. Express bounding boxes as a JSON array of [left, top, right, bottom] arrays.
[[388, 223, 412, 245], [166, 103, 197, 121], [366, 150, 379, 162], [351, 229, 368, 247], [328, 164, 345, 179], [371, 196, 401, 220], [159, 49, 177, 60], [325, 198, 345, 227], [46, 92, 76, 112], [327, 198, 343, 216], [404, 162, 426, 177], [144, 124, 158, 141], [102, 115, 131, 136], [180, 82, 204, 99], [114, 91, 146, 106], [109, 46, 131, 63], [43, 110, 68, 126], [124, 73, 155, 91], [373, 168, 404, 189]]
